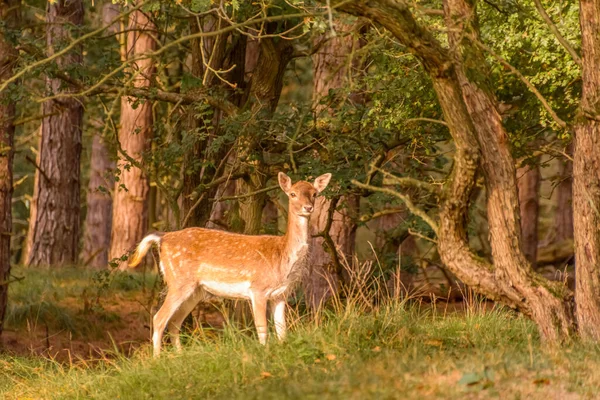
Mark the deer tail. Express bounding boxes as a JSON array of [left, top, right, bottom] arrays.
[[129, 233, 164, 268]]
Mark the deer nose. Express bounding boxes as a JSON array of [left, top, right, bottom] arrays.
[[303, 205, 314, 213]]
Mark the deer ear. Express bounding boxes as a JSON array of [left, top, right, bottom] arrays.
[[278, 172, 292, 193], [313, 173, 332, 193]]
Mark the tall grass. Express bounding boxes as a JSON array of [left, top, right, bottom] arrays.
[[1, 263, 600, 399]]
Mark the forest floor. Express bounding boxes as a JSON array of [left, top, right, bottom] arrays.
[[0, 266, 599, 399]]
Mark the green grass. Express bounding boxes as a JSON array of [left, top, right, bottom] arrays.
[[2, 301, 600, 399], [1, 267, 600, 399], [4, 265, 157, 338]]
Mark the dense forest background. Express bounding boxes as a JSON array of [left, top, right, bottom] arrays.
[[1, 0, 600, 349]]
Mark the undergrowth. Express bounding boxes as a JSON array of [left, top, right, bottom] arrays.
[[0, 264, 599, 399]]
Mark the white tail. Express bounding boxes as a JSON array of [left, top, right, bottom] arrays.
[[130, 172, 332, 356]]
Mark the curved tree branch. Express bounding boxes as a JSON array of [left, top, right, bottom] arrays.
[[532, 0, 582, 67]]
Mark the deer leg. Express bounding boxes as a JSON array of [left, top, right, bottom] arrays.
[[250, 293, 268, 345], [167, 289, 205, 351], [152, 288, 193, 357], [271, 298, 287, 341]]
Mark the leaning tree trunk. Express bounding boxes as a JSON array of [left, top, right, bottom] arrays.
[[517, 162, 541, 267], [0, 0, 18, 336], [333, 0, 574, 342], [81, 134, 114, 267], [27, 0, 84, 266], [109, 9, 156, 266], [555, 142, 573, 243], [443, 0, 573, 341], [573, 0, 600, 341], [305, 19, 362, 309]]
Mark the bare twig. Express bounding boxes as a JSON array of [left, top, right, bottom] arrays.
[[408, 228, 437, 244], [372, 165, 440, 194], [405, 117, 448, 127], [25, 155, 50, 184], [359, 207, 405, 222], [352, 180, 439, 234], [210, 185, 279, 202]]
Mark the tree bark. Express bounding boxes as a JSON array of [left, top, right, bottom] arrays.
[[27, 0, 84, 266], [181, 14, 231, 228], [304, 20, 362, 309], [573, 0, 600, 340], [80, 3, 118, 268], [305, 196, 358, 309], [443, 0, 573, 341], [81, 134, 114, 267], [236, 36, 293, 234], [109, 9, 156, 266], [333, 0, 574, 341], [555, 143, 573, 243], [517, 162, 541, 267], [0, 0, 18, 336]]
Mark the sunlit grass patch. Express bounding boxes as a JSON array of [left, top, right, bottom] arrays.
[[1, 265, 599, 399]]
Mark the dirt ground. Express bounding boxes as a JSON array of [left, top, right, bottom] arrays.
[[0, 291, 229, 363]]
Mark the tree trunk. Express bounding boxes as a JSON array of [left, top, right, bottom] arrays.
[[80, 3, 118, 268], [109, 9, 156, 266], [304, 20, 363, 309], [81, 134, 114, 267], [573, 0, 600, 340], [555, 143, 573, 243], [27, 0, 84, 266], [443, 0, 573, 341], [517, 162, 541, 267], [333, 0, 574, 341], [0, 0, 18, 336], [305, 196, 358, 309], [236, 37, 293, 234], [181, 14, 231, 228]]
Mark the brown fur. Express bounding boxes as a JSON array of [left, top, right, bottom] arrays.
[[129, 172, 332, 356]]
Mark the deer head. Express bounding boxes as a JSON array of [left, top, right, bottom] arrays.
[[278, 172, 332, 217]]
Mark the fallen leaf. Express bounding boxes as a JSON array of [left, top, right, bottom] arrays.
[[326, 354, 336, 361], [260, 371, 272, 379], [533, 378, 550, 385], [372, 346, 381, 352], [314, 358, 321, 363]]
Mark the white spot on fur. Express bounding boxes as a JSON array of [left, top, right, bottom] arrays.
[[201, 280, 251, 299]]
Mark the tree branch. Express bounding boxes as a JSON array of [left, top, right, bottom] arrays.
[[532, 0, 582, 66], [210, 184, 279, 202], [372, 165, 440, 194], [0, 2, 145, 94], [352, 179, 439, 234], [473, 36, 568, 129]]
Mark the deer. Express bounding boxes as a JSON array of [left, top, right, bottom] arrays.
[[128, 172, 332, 356]]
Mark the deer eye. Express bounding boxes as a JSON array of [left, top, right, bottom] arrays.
[[290, 192, 296, 198]]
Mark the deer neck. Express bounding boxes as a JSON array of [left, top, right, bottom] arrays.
[[283, 211, 310, 260]]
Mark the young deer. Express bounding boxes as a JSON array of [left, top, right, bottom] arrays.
[[129, 172, 332, 356]]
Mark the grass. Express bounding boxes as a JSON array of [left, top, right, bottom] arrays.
[[1, 267, 600, 399], [4, 265, 156, 338]]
